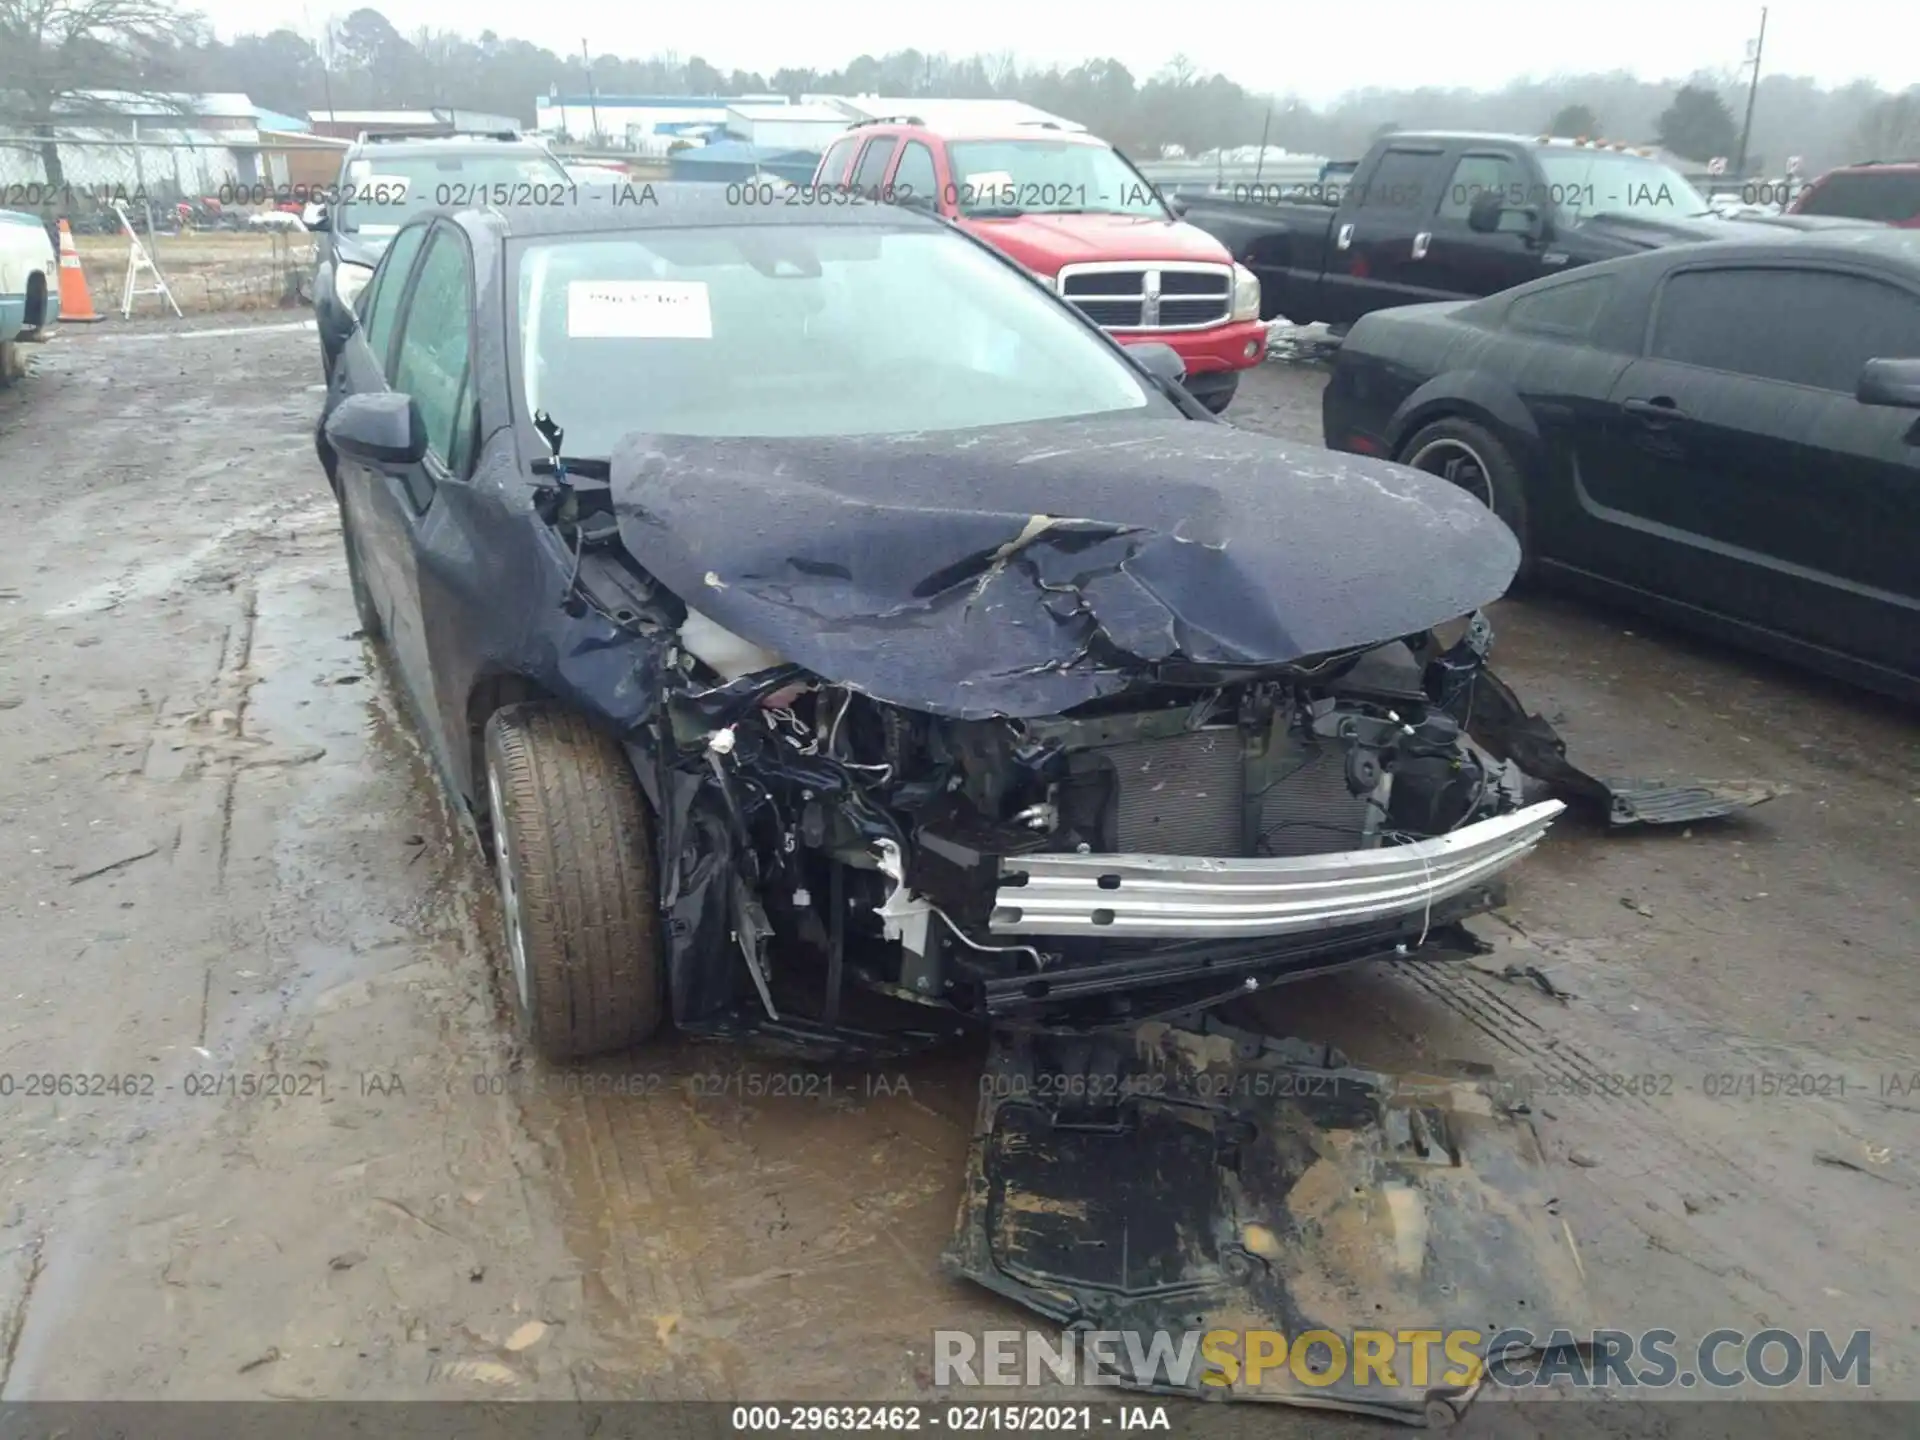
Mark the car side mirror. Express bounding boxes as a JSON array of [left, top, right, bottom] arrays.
[[1164, 193, 1190, 218], [325, 392, 427, 468], [1125, 341, 1188, 388], [1511, 205, 1549, 242], [1857, 357, 1920, 409], [304, 203, 330, 232], [1466, 192, 1504, 233]]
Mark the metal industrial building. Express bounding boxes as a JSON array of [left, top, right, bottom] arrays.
[[723, 103, 857, 151], [533, 95, 751, 152], [0, 91, 349, 200], [814, 96, 1083, 131], [306, 108, 522, 141]]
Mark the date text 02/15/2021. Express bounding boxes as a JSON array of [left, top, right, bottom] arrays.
[[729, 1406, 1170, 1432]]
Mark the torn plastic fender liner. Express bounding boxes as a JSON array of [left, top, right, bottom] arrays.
[[1461, 663, 1782, 827], [944, 1017, 1591, 1422]]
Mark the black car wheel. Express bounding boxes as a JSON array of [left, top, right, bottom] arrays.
[[483, 704, 665, 1061], [1399, 417, 1534, 583], [338, 495, 384, 641]]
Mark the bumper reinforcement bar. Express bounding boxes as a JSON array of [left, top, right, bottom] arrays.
[[988, 799, 1565, 939]]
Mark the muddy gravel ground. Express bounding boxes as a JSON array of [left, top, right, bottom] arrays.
[[1, 322, 1916, 1430]]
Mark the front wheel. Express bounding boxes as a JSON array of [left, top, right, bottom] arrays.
[[484, 705, 665, 1061], [1398, 417, 1534, 585]]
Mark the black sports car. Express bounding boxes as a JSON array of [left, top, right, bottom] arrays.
[[1321, 229, 1920, 699]]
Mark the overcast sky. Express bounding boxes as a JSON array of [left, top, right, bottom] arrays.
[[222, 0, 1917, 107]]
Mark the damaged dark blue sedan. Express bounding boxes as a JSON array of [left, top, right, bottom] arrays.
[[313, 189, 1787, 1417], [312, 189, 1756, 1065]]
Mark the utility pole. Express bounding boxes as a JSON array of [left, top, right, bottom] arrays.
[[582, 40, 600, 146], [308, 11, 337, 125], [1252, 100, 1274, 185], [1734, 5, 1767, 178]]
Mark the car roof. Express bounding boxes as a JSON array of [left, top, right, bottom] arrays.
[[460, 182, 946, 239], [1680, 227, 1920, 266], [346, 136, 553, 161], [1817, 160, 1920, 174], [1494, 227, 1920, 286], [1379, 131, 1675, 157], [843, 121, 1106, 146]]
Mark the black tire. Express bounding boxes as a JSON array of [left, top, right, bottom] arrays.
[[337, 495, 384, 641], [1397, 416, 1535, 584], [483, 704, 665, 1061], [1188, 372, 1240, 415]]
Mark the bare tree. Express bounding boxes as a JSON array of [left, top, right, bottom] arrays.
[[0, 0, 200, 190], [1848, 90, 1920, 160]]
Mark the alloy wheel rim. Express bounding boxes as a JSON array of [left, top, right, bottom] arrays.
[[487, 765, 531, 1014], [1406, 437, 1496, 512]]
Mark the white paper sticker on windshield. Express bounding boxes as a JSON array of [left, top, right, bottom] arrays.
[[567, 280, 712, 339]]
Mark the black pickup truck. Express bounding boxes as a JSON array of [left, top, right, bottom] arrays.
[[1179, 131, 1868, 327]]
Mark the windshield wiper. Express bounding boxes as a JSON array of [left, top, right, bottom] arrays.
[[966, 207, 1027, 219]]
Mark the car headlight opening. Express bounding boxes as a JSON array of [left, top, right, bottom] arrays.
[[1231, 262, 1261, 322]]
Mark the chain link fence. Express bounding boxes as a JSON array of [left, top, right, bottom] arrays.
[[2, 132, 320, 314]]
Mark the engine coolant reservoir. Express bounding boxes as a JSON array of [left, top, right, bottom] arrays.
[[680, 608, 784, 681]]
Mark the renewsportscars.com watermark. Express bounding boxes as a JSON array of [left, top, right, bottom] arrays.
[[934, 1328, 1872, 1391]]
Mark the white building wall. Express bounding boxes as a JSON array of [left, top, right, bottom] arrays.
[[535, 99, 733, 143], [727, 115, 849, 150], [0, 130, 255, 196]]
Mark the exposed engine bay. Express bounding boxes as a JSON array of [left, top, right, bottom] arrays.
[[527, 418, 1773, 1041], [513, 416, 1774, 1417], [661, 618, 1556, 1030]]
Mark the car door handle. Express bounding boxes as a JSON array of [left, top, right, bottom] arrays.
[[1623, 397, 1683, 425], [1411, 231, 1431, 259], [1336, 223, 1355, 251]]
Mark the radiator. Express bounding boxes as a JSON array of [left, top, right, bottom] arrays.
[[1095, 727, 1370, 858]]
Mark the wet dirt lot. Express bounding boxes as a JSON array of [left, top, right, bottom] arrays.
[[1, 322, 1917, 1427]]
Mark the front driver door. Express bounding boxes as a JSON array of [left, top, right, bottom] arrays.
[[330, 221, 430, 641], [1422, 147, 1564, 299], [1579, 261, 1920, 668], [353, 221, 477, 781]]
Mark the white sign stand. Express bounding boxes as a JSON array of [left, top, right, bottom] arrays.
[[113, 200, 183, 319]]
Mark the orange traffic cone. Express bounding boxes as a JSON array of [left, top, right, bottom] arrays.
[[56, 219, 103, 323]]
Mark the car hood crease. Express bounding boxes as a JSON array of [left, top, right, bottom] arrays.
[[608, 418, 1521, 718]]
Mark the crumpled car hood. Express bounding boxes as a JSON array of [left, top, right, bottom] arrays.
[[609, 417, 1520, 718]]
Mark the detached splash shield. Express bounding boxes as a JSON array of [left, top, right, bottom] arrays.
[[944, 1018, 1589, 1421], [1463, 664, 1781, 827]]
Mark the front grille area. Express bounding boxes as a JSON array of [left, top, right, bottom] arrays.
[[1094, 728, 1371, 857], [1073, 298, 1147, 328], [1056, 264, 1233, 332]]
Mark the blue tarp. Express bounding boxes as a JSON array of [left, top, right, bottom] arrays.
[[667, 141, 822, 185]]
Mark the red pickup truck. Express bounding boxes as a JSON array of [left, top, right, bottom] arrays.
[[1789, 160, 1920, 227], [812, 118, 1267, 412]]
